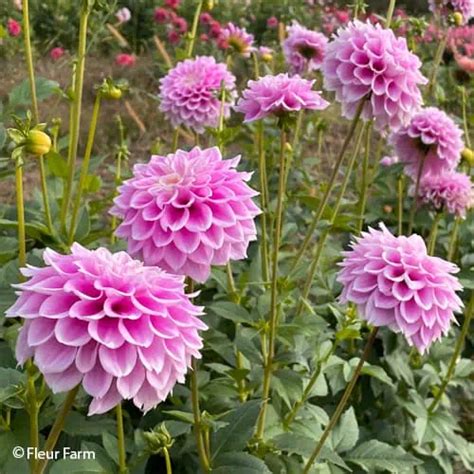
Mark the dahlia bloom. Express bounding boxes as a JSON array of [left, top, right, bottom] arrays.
[[173, 16, 188, 33], [154, 7, 169, 23], [220, 23, 254, 57], [159, 56, 236, 134], [380, 155, 399, 167], [115, 7, 131, 24], [390, 107, 463, 179], [323, 20, 427, 131], [235, 73, 329, 123], [6, 244, 207, 415], [417, 171, 474, 218], [111, 147, 261, 283], [283, 22, 328, 74], [429, 0, 474, 24], [115, 53, 136, 67], [338, 224, 463, 354], [267, 16, 278, 29], [165, 0, 180, 9], [50, 47, 65, 61], [7, 18, 21, 37]]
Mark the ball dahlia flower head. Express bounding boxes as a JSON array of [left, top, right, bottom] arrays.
[[323, 20, 427, 131], [159, 56, 236, 134], [390, 107, 464, 179], [417, 171, 474, 218], [338, 223, 463, 354], [283, 21, 328, 74], [6, 245, 207, 415], [111, 146, 261, 283], [235, 73, 330, 123]]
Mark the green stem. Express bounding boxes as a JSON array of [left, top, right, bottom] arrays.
[[116, 403, 127, 474], [427, 213, 442, 255], [257, 121, 270, 283], [186, 0, 203, 58], [38, 156, 53, 233], [22, 0, 38, 122], [171, 128, 179, 152], [397, 175, 404, 236], [407, 153, 427, 234], [290, 97, 367, 275], [428, 292, 474, 414], [427, 32, 448, 98], [296, 123, 366, 318], [284, 339, 338, 429], [26, 362, 39, 472], [15, 163, 26, 269], [385, 0, 397, 28], [255, 128, 287, 441], [447, 217, 461, 261], [60, 1, 93, 229], [460, 87, 471, 148], [68, 93, 102, 244], [357, 122, 372, 234], [303, 327, 379, 473], [191, 359, 210, 472], [35, 385, 79, 474], [163, 447, 173, 474]]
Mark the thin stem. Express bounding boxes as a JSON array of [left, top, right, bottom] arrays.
[[460, 87, 471, 148], [447, 217, 461, 261], [427, 32, 448, 98], [35, 385, 79, 474], [284, 111, 303, 186], [385, 0, 397, 28], [26, 362, 39, 472], [290, 97, 367, 275], [296, 123, 366, 318], [357, 122, 372, 234], [68, 93, 102, 244], [255, 128, 287, 441], [15, 164, 26, 269], [171, 128, 179, 152], [60, 2, 93, 229], [163, 448, 173, 474], [191, 359, 210, 472], [116, 403, 127, 474], [38, 156, 53, 233], [303, 327, 379, 473], [186, 0, 204, 58], [397, 175, 404, 236], [428, 292, 474, 414], [427, 213, 442, 255], [257, 121, 270, 283], [407, 153, 427, 234], [284, 339, 338, 428], [22, 0, 38, 122]]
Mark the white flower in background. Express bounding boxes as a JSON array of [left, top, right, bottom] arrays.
[[116, 7, 132, 24]]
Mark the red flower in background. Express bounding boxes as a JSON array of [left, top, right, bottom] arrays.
[[164, 0, 180, 10], [7, 18, 21, 37], [154, 7, 169, 23], [267, 16, 278, 29], [50, 47, 65, 61], [115, 53, 136, 67]]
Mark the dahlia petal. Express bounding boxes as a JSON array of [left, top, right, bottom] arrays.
[[89, 318, 125, 349], [27, 318, 56, 346], [55, 317, 91, 346], [99, 344, 137, 377], [35, 339, 77, 374], [88, 384, 122, 416], [43, 365, 82, 393], [117, 363, 146, 399]]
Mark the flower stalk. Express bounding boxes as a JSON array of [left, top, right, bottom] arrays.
[[116, 403, 127, 474], [427, 212, 443, 255], [407, 152, 427, 234], [357, 122, 372, 234], [428, 292, 474, 414], [255, 127, 288, 441], [186, 0, 204, 58], [303, 327, 379, 473], [61, 0, 95, 229]]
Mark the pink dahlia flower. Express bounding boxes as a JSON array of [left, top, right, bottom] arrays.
[[110, 147, 261, 283], [6, 244, 207, 415], [115, 7, 131, 24], [338, 223, 463, 354], [154, 7, 169, 23], [390, 107, 464, 179], [267, 16, 278, 29], [283, 21, 328, 74], [417, 171, 474, 218], [159, 56, 236, 134], [220, 23, 255, 57], [7, 18, 21, 37], [323, 20, 427, 131], [235, 73, 329, 122], [115, 53, 136, 67], [50, 47, 65, 61]]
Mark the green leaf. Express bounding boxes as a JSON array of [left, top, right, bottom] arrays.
[[347, 440, 422, 472], [209, 301, 253, 323], [211, 400, 261, 461], [63, 412, 116, 436], [9, 77, 60, 107], [0, 368, 25, 403], [331, 407, 359, 453], [101, 432, 119, 465], [212, 452, 270, 474], [49, 458, 109, 474], [46, 151, 68, 178]]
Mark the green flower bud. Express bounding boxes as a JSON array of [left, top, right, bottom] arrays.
[[461, 147, 474, 166], [453, 12, 464, 26], [25, 130, 52, 156]]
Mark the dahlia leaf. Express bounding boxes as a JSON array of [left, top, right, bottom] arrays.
[[212, 452, 271, 474]]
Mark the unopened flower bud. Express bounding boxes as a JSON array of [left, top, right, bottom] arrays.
[[261, 52, 273, 62], [25, 130, 52, 156], [461, 147, 474, 166], [453, 12, 464, 26], [203, 0, 214, 10]]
